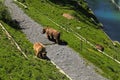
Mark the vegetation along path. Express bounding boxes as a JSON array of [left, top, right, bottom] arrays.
[[4, 0, 108, 80]]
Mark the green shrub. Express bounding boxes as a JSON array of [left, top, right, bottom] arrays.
[[0, 1, 22, 30], [17, 0, 25, 3], [0, 1, 11, 22]]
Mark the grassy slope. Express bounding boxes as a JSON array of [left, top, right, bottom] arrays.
[[0, 21, 69, 80], [15, 0, 120, 80]]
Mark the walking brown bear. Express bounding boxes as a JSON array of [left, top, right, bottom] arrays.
[[33, 42, 47, 59], [42, 27, 60, 44]]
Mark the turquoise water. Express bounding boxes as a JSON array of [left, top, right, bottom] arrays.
[[86, 0, 120, 41]]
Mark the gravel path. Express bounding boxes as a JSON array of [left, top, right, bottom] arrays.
[[4, 0, 108, 80]]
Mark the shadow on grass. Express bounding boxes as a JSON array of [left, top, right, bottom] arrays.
[[48, 38, 68, 46], [43, 56, 51, 61], [58, 40, 68, 45]]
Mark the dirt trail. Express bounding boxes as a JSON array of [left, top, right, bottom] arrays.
[[4, 0, 108, 80]]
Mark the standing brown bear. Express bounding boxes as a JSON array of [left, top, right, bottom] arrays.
[[95, 44, 104, 52], [42, 27, 60, 44]]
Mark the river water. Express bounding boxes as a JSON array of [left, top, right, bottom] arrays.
[[86, 0, 120, 42]]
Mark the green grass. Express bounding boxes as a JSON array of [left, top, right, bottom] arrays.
[[0, 21, 69, 80], [15, 0, 120, 80]]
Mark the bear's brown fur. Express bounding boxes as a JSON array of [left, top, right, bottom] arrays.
[[33, 42, 47, 58]]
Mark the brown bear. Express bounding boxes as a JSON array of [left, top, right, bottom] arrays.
[[95, 44, 104, 52], [42, 27, 60, 44], [33, 42, 47, 58]]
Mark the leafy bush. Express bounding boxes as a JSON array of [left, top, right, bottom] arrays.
[[0, 1, 22, 30], [0, 1, 11, 22], [17, 0, 25, 3]]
